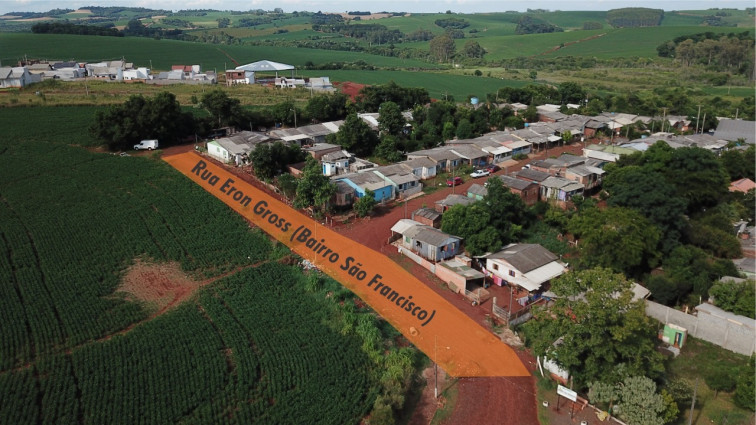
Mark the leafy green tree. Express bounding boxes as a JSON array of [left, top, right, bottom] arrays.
[[616, 376, 666, 425], [328, 113, 379, 157], [709, 279, 756, 318], [201, 89, 241, 127], [90, 92, 195, 151], [304, 93, 349, 123], [483, 177, 528, 245], [705, 367, 736, 398], [375, 135, 403, 163], [294, 157, 336, 215], [462, 40, 485, 58], [645, 275, 678, 306], [440, 203, 499, 256], [720, 145, 756, 181], [604, 166, 687, 253], [569, 206, 661, 277], [429, 33, 455, 62], [250, 142, 305, 180], [378, 101, 405, 136], [455, 118, 473, 139], [354, 189, 377, 217], [272, 98, 298, 127], [525, 268, 665, 390], [276, 173, 298, 200], [558, 82, 586, 104], [664, 147, 730, 214], [442, 122, 456, 141], [663, 245, 738, 302]]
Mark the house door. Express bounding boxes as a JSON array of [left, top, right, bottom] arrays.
[[673, 332, 683, 347]]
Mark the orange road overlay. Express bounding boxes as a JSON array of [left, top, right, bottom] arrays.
[[165, 152, 529, 377]]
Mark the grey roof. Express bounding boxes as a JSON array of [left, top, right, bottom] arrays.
[[304, 143, 340, 153], [449, 145, 488, 160], [236, 60, 294, 72], [486, 243, 559, 274], [341, 171, 384, 185], [213, 131, 270, 155], [408, 148, 462, 162], [467, 183, 488, 197], [405, 225, 459, 246], [403, 157, 436, 169], [322, 151, 350, 162], [540, 111, 568, 121], [435, 194, 475, 208], [375, 163, 413, 176], [412, 208, 441, 221], [0, 67, 12, 79], [515, 168, 551, 182], [498, 175, 535, 191], [541, 176, 584, 191], [713, 119, 756, 145], [334, 179, 355, 194]]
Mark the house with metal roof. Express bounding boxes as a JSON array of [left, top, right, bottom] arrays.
[[335, 172, 394, 202], [0, 66, 38, 88], [483, 243, 567, 292], [540, 176, 585, 203], [390, 219, 461, 262], [270, 121, 344, 146], [434, 194, 475, 212], [411, 208, 442, 228], [206, 131, 271, 165], [406, 148, 464, 172], [467, 175, 539, 206], [372, 164, 422, 199], [714, 119, 756, 145]]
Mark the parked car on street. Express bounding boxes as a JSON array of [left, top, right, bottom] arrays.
[[486, 164, 501, 173], [446, 176, 463, 186], [470, 169, 490, 178]]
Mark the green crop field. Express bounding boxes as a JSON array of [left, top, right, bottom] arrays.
[[476, 29, 608, 60], [0, 131, 381, 423], [0, 33, 439, 72]]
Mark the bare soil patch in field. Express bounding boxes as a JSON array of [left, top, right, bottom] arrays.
[[118, 259, 204, 314]]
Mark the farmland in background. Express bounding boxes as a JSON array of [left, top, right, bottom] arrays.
[[0, 137, 379, 424]]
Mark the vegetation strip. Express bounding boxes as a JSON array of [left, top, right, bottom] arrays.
[[165, 152, 529, 378]]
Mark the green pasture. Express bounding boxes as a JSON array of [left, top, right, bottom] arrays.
[[0, 33, 438, 71], [663, 9, 755, 27], [523, 10, 609, 29]]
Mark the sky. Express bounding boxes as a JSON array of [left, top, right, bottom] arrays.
[[1, 0, 754, 15]]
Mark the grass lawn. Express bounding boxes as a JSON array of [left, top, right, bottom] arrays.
[[667, 337, 754, 425], [430, 377, 459, 425]]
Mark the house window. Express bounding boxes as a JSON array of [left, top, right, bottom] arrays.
[[404, 236, 410, 243], [509, 270, 516, 277], [493, 264, 499, 271]]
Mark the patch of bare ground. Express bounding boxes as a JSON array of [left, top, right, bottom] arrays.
[[407, 365, 449, 425], [117, 258, 205, 314]]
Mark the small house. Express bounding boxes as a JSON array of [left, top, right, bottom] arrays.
[[411, 208, 442, 228], [391, 220, 461, 262], [483, 243, 567, 293], [435, 194, 475, 212]]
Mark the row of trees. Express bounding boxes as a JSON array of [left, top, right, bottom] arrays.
[[657, 32, 755, 77]]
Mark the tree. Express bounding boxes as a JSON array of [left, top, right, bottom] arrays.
[[483, 177, 528, 245], [705, 367, 736, 398], [664, 147, 729, 214], [429, 33, 455, 62], [375, 135, 403, 163], [90, 92, 196, 151], [558, 82, 586, 105], [250, 142, 305, 180], [378, 101, 405, 136], [525, 268, 665, 390], [440, 203, 499, 256], [294, 157, 336, 215], [616, 376, 666, 425], [603, 166, 687, 253], [328, 113, 379, 157], [354, 189, 377, 217], [304, 93, 349, 123], [201, 89, 241, 127], [709, 279, 756, 318], [455, 118, 473, 139], [568, 206, 661, 277], [462, 40, 485, 58], [276, 173, 298, 200]]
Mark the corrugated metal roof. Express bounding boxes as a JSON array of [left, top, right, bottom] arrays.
[[486, 243, 558, 273], [522, 262, 567, 290]]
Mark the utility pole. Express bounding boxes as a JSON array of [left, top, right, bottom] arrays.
[[695, 104, 702, 134], [434, 335, 438, 399], [507, 284, 514, 328], [700, 113, 706, 134], [662, 107, 667, 133]]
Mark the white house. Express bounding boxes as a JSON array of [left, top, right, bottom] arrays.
[[0, 67, 38, 88], [483, 243, 567, 292], [207, 131, 270, 165]]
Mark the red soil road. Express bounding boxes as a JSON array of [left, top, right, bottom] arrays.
[[164, 151, 529, 378]]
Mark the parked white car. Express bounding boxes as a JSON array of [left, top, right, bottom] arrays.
[[470, 169, 490, 178], [134, 139, 159, 150]]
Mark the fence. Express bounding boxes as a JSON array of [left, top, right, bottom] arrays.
[[492, 297, 542, 327], [645, 300, 756, 356]]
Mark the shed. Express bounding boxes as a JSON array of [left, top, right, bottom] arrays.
[[236, 60, 295, 78]]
